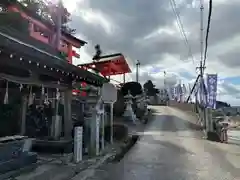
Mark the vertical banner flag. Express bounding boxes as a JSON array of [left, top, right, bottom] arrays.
[[178, 84, 182, 102], [170, 87, 175, 100], [175, 85, 178, 101], [206, 74, 218, 109], [182, 84, 187, 101], [173, 86, 177, 100]]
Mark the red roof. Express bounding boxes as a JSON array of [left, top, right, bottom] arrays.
[[78, 53, 131, 76]]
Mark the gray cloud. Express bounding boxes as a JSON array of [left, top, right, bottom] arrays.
[[182, 0, 240, 46], [70, 0, 240, 70], [209, 1, 240, 45], [218, 49, 240, 68], [130, 72, 178, 88], [87, 0, 172, 38], [222, 82, 240, 96], [70, 0, 196, 66]]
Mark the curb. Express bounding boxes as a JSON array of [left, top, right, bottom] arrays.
[[111, 135, 139, 163], [71, 153, 114, 180], [71, 110, 153, 180]]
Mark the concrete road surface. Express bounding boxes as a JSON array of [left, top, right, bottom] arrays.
[[79, 106, 240, 180]]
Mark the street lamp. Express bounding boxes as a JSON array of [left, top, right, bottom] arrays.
[[136, 60, 140, 83]]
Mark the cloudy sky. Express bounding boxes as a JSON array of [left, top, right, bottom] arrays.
[[63, 0, 240, 105]]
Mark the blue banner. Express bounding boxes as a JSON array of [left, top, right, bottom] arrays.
[[206, 74, 218, 109]]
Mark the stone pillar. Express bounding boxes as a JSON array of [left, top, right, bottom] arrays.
[[64, 89, 73, 139], [90, 111, 98, 156]]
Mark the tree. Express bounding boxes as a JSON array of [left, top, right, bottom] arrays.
[[143, 80, 159, 96], [216, 101, 231, 109], [19, 0, 76, 34], [143, 80, 154, 91]]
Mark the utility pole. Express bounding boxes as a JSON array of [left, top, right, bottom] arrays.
[[186, 0, 205, 103], [198, 0, 205, 103], [136, 60, 140, 83]]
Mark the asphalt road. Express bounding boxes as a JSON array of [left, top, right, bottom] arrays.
[[84, 106, 240, 180]]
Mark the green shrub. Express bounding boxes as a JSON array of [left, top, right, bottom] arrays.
[[104, 124, 128, 142]]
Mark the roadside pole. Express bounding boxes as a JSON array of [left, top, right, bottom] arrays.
[[110, 103, 114, 144], [101, 83, 117, 144], [101, 107, 105, 150]]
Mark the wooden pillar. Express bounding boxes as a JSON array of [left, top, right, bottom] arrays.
[[63, 89, 73, 139], [90, 111, 97, 156], [28, 22, 34, 34], [20, 94, 28, 135]]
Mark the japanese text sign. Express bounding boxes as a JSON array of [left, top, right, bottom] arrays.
[[206, 74, 218, 109]]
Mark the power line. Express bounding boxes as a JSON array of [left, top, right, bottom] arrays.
[[202, 0, 213, 71], [169, 0, 195, 64]]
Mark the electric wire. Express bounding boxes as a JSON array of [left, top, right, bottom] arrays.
[[169, 0, 195, 64]]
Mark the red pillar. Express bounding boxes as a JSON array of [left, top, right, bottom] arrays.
[[68, 44, 73, 64]]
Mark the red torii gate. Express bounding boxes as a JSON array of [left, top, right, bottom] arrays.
[[78, 53, 131, 77], [74, 53, 131, 96]]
